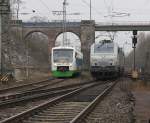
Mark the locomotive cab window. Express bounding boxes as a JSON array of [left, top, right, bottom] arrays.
[[94, 43, 114, 53]]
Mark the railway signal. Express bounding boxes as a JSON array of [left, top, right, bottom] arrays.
[[132, 30, 137, 70], [132, 30, 138, 79], [132, 36, 137, 48], [132, 30, 137, 48]]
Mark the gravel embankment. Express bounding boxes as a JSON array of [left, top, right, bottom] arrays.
[[84, 78, 135, 123]]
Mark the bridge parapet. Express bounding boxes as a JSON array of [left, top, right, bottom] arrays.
[[10, 20, 150, 28], [81, 20, 95, 26], [22, 21, 81, 28], [96, 21, 150, 26], [95, 21, 150, 31], [11, 20, 22, 26]]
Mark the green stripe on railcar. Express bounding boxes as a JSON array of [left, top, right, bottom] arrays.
[[52, 70, 78, 77]]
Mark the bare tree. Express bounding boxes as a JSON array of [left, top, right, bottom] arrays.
[[126, 32, 150, 73], [11, 0, 24, 19]]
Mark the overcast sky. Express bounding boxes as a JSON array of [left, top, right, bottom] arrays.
[[18, 0, 150, 54], [19, 0, 150, 22]]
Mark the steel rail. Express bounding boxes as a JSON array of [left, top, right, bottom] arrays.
[[0, 88, 77, 107], [0, 79, 97, 103], [0, 77, 55, 93], [0, 79, 65, 101], [70, 81, 117, 123], [0, 82, 100, 123], [0, 79, 99, 107]]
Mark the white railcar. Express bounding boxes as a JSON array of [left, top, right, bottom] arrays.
[[51, 46, 83, 77], [90, 38, 124, 78]]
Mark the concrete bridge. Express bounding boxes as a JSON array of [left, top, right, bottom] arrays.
[[11, 20, 150, 69]]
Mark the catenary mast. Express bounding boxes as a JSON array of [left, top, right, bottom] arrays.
[[63, 0, 67, 46]]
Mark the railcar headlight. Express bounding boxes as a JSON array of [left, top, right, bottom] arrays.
[[69, 63, 73, 66], [54, 63, 57, 66]]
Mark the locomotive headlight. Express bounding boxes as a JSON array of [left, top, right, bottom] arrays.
[[109, 59, 114, 65], [91, 58, 98, 66], [109, 58, 117, 65]]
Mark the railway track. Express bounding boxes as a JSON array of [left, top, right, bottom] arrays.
[[70, 81, 116, 123], [0, 78, 65, 102], [0, 79, 117, 123], [0, 77, 97, 103], [0, 78, 55, 94], [0, 79, 98, 107]]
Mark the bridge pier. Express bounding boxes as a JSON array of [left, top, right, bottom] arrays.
[[81, 20, 95, 70], [0, 0, 11, 75], [48, 33, 56, 67]]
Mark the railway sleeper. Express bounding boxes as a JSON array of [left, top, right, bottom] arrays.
[[25, 118, 72, 122], [23, 102, 88, 123], [34, 114, 76, 118], [25, 121, 68, 123]]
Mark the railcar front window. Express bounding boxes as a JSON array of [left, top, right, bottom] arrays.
[[94, 43, 114, 53], [53, 49, 73, 63]]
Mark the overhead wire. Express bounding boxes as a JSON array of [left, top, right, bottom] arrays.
[[81, 0, 103, 15]]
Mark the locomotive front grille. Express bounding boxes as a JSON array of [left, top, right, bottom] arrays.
[[90, 66, 116, 72], [57, 66, 69, 72]]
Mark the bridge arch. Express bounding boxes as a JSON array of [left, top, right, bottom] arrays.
[[19, 20, 95, 69], [23, 28, 80, 51], [23, 31, 50, 66], [55, 31, 80, 41], [24, 30, 49, 40], [55, 31, 81, 50]]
